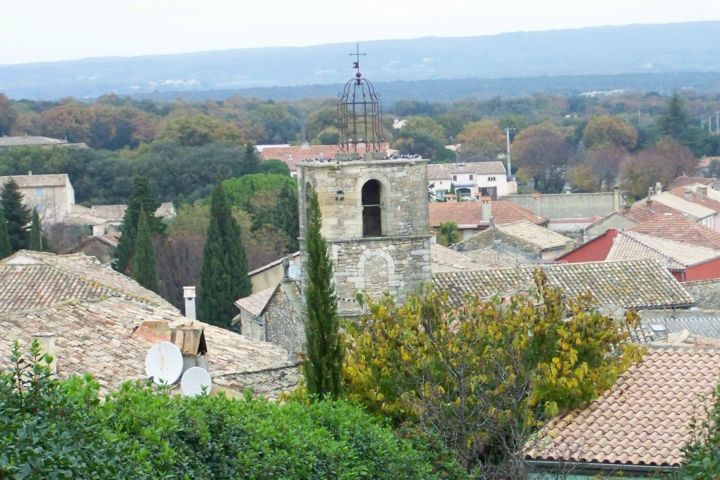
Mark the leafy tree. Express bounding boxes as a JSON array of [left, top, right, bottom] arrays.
[[114, 176, 164, 274], [393, 116, 453, 161], [305, 106, 339, 141], [304, 191, 343, 400], [456, 119, 505, 161], [0, 209, 11, 259], [131, 209, 158, 292], [513, 124, 574, 193], [621, 137, 696, 200], [582, 115, 638, 151], [157, 114, 246, 147], [1, 179, 30, 252], [0, 93, 18, 136], [28, 208, 43, 251], [568, 144, 631, 191], [247, 101, 302, 144], [259, 159, 291, 176], [35, 102, 92, 144], [344, 275, 643, 474], [199, 182, 251, 328], [659, 93, 691, 141], [438, 221, 459, 246], [681, 383, 720, 479]]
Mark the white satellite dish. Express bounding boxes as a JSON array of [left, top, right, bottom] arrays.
[[145, 341, 184, 385], [180, 367, 212, 397]]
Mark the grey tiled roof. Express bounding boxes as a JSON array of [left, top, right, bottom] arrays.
[[684, 279, 720, 309], [433, 259, 693, 310], [640, 309, 720, 340], [426, 161, 506, 180]]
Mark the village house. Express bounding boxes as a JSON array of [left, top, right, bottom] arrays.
[[0, 250, 299, 398], [0, 173, 75, 223], [428, 198, 546, 239], [66, 202, 176, 236], [427, 161, 514, 200], [0, 135, 88, 150]]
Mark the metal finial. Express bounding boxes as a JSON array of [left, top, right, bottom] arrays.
[[349, 43, 366, 80]]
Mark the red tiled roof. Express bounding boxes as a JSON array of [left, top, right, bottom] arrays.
[[669, 176, 715, 190], [525, 348, 720, 468], [629, 212, 720, 250], [669, 186, 720, 212], [625, 201, 681, 223], [428, 201, 545, 228]]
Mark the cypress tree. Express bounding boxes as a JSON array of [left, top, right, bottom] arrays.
[[28, 208, 43, 251], [199, 182, 251, 329], [0, 209, 11, 259], [303, 191, 343, 400], [114, 176, 164, 273], [274, 182, 299, 253], [131, 208, 158, 292], [1, 179, 30, 252]]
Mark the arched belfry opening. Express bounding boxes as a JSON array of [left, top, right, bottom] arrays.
[[362, 179, 382, 237], [338, 44, 385, 154]]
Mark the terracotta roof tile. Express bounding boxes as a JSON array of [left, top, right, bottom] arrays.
[[429, 201, 545, 227], [669, 186, 720, 212], [525, 348, 720, 467], [235, 286, 277, 316], [433, 258, 693, 310], [607, 231, 720, 269], [669, 176, 715, 189], [495, 220, 573, 251], [625, 201, 681, 223], [628, 213, 720, 250], [430, 243, 486, 272]]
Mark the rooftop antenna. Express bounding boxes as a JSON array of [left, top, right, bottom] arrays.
[[145, 341, 184, 385]]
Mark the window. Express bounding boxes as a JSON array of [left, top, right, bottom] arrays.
[[469, 174, 474, 180], [362, 180, 382, 237], [488, 176, 496, 181], [452, 175, 457, 181]]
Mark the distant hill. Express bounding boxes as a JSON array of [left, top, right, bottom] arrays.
[[1, 22, 719, 100]]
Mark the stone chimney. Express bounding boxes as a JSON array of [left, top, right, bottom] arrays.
[[698, 186, 708, 198], [481, 198, 492, 224], [655, 182, 662, 194], [613, 186, 622, 213], [183, 286, 196, 320], [32, 333, 56, 374], [683, 187, 692, 201]]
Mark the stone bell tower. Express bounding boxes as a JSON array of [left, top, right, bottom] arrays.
[[298, 46, 431, 316]]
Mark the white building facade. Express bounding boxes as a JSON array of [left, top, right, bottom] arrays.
[[427, 161, 516, 201]]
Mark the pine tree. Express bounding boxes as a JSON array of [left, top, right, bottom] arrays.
[[199, 182, 251, 329], [131, 208, 158, 292], [1, 179, 30, 252], [303, 191, 343, 400], [28, 208, 43, 251], [659, 93, 690, 141], [0, 209, 11, 259], [114, 176, 164, 273]]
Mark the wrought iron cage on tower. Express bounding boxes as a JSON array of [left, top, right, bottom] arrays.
[[338, 45, 385, 154]]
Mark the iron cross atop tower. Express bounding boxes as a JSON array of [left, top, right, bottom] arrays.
[[349, 43, 366, 80], [338, 43, 385, 154]]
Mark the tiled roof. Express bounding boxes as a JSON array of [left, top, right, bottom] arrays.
[[429, 201, 544, 228], [496, 220, 573, 251], [669, 186, 720, 212], [625, 201, 681, 223], [606, 231, 720, 269], [235, 286, 277, 316], [430, 243, 486, 272], [259, 143, 388, 171], [669, 176, 715, 189], [0, 136, 67, 147], [640, 309, 720, 341], [0, 250, 170, 312], [0, 173, 69, 188], [0, 251, 298, 397], [649, 191, 716, 219], [426, 161, 506, 180], [628, 213, 720, 250], [525, 348, 720, 468], [433, 259, 693, 310]]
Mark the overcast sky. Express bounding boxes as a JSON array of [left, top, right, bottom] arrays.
[[2, 0, 719, 65]]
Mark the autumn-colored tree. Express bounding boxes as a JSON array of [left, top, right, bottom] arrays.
[[158, 114, 246, 147], [456, 119, 505, 161], [568, 144, 631, 191], [344, 275, 642, 475], [35, 102, 92, 144], [582, 115, 638, 151], [621, 137, 696, 200], [393, 116, 453, 161], [513, 124, 574, 193]]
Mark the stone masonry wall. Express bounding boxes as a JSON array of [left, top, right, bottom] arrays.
[[265, 281, 305, 355]]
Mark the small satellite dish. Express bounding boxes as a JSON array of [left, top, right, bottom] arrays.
[[145, 341, 183, 385], [180, 367, 212, 397]]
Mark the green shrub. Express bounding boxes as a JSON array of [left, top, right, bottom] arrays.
[[0, 341, 439, 479]]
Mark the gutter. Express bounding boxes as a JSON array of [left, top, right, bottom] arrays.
[[525, 459, 676, 477]]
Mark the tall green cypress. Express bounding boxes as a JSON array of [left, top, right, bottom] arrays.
[[199, 182, 251, 329], [303, 191, 343, 400], [0, 209, 11, 259], [274, 182, 299, 253], [114, 176, 164, 273], [1, 179, 30, 252], [28, 208, 42, 251], [131, 208, 158, 292]]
